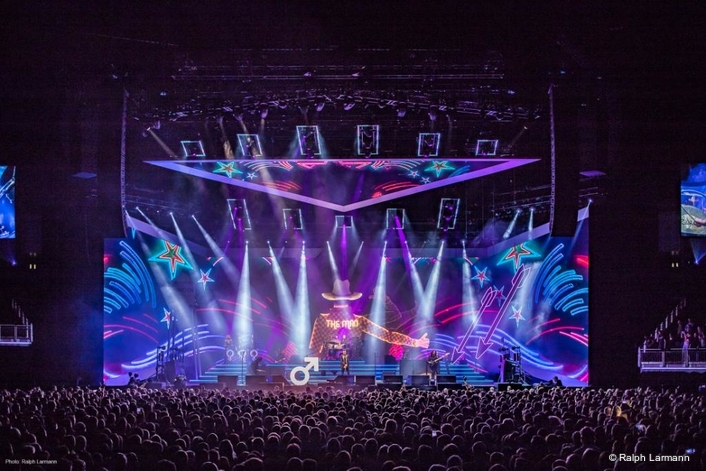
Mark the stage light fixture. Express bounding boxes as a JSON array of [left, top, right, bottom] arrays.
[[180, 140, 206, 158], [356, 125, 380, 157], [396, 104, 407, 118], [386, 208, 406, 230], [437, 198, 460, 230], [283, 208, 303, 230], [296, 125, 321, 158], [475, 139, 499, 156], [227, 199, 252, 231], [316, 100, 326, 112], [259, 105, 269, 119], [335, 215, 353, 229], [237, 134, 262, 158], [428, 106, 438, 121], [503, 209, 520, 239], [417, 133, 441, 157]]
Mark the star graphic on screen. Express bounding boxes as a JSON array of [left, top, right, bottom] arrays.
[[246, 172, 257, 180], [493, 285, 507, 306], [509, 306, 525, 326], [149, 240, 193, 280], [198, 269, 214, 290], [408, 170, 419, 178], [472, 266, 491, 287], [213, 161, 241, 178], [421, 177, 431, 184], [500, 243, 536, 270], [161, 308, 172, 329], [426, 160, 453, 177]]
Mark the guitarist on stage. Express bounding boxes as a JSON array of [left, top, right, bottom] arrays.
[[340, 350, 350, 375], [427, 350, 440, 381]]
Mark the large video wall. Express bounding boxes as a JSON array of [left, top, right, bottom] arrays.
[[103, 220, 588, 386], [681, 163, 706, 237], [0, 165, 15, 239]]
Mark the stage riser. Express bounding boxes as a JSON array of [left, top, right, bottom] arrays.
[[193, 361, 494, 387]]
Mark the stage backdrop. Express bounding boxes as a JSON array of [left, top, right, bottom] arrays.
[[103, 220, 588, 386]]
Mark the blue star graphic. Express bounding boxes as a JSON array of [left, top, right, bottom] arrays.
[[426, 160, 454, 177], [213, 161, 242, 178], [472, 266, 491, 287], [421, 177, 431, 184]]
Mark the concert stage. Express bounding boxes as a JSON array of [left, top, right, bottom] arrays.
[[104, 154, 589, 389]]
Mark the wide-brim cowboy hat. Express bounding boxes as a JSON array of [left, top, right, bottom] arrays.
[[322, 279, 362, 301]]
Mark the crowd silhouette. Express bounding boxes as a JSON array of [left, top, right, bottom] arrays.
[[0, 384, 703, 470]]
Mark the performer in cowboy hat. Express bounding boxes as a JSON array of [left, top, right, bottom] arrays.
[[308, 279, 429, 357]]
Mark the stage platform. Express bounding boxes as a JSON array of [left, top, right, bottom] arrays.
[[189, 359, 495, 388]]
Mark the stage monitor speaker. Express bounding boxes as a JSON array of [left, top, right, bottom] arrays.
[[497, 382, 523, 391], [409, 375, 430, 387], [549, 84, 580, 237], [437, 375, 457, 384], [270, 375, 288, 384], [265, 365, 286, 377], [400, 359, 427, 376], [217, 375, 238, 387], [383, 374, 403, 385], [247, 375, 267, 385], [333, 375, 355, 385], [145, 382, 164, 390], [355, 375, 376, 386]]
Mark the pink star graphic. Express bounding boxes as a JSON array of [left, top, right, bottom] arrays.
[[198, 269, 214, 290], [161, 308, 172, 328], [509, 306, 525, 326]]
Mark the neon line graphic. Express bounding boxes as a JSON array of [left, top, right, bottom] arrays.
[[526, 325, 584, 344], [560, 331, 589, 347], [451, 287, 497, 363], [476, 264, 530, 358]]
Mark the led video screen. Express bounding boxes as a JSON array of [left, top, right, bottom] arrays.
[[0, 166, 15, 239], [103, 220, 588, 387], [681, 163, 706, 237]]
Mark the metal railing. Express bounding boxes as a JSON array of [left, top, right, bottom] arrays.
[[0, 324, 33, 346], [638, 348, 706, 371]]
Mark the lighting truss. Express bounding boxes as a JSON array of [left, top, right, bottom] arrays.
[[296, 125, 322, 157], [386, 208, 406, 230], [283, 208, 303, 230], [475, 139, 499, 156], [417, 133, 441, 157], [335, 215, 353, 228], [227, 199, 252, 231], [437, 198, 460, 230], [237, 134, 263, 158], [180, 140, 206, 157], [356, 125, 380, 157]]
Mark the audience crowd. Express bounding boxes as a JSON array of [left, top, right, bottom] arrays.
[[0, 383, 704, 471]]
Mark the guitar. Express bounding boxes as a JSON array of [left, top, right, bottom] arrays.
[[427, 353, 450, 365]]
